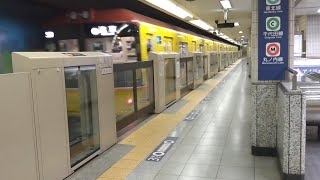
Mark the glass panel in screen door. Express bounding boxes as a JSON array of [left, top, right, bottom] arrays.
[[210, 53, 216, 73], [187, 60, 194, 86], [165, 59, 176, 105], [195, 55, 201, 80], [203, 56, 208, 75], [180, 61, 187, 89], [64, 66, 100, 167], [113, 70, 135, 121], [136, 67, 154, 110]]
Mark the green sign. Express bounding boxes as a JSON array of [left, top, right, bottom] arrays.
[[267, 0, 281, 5], [266, 17, 281, 31]]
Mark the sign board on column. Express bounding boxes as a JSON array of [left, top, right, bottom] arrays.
[[258, 0, 289, 80]]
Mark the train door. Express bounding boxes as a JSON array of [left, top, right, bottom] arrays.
[[146, 33, 154, 54], [164, 37, 173, 52], [163, 40, 167, 52], [199, 44, 204, 53], [192, 41, 196, 52], [58, 39, 80, 52], [179, 42, 188, 58]]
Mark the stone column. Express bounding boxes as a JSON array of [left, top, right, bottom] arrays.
[[277, 82, 306, 179], [250, 0, 295, 156]]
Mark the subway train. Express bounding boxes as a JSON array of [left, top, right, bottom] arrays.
[[43, 9, 240, 134]]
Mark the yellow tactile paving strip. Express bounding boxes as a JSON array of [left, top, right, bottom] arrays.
[[97, 60, 242, 180]]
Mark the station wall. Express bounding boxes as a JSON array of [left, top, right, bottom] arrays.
[[0, 18, 43, 74], [306, 15, 320, 58], [0, 0, 58, 74]]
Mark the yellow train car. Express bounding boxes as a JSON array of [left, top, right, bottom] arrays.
[[44, 9, 239, 131]]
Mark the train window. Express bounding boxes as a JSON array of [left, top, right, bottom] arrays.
[[58, 39, 79, 52], [92, 42, 104, 51], [192, 41, 196, 52], [45, 42, 57, 52], [146, 34, 154, 56], [84, 23, 140, 62], [179, 42, 188, 58], [167, 41, 172, 52], [163, 41, 167, 52], [199, 45, 204, 53]]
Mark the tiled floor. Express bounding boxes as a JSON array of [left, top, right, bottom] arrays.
[[306, 139, 320, 180], [126, 60, 281, 180]]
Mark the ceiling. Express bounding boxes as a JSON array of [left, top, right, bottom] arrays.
[[173, 0, 252, 42], [26, 0, 237, 45], [295, 0, 320, 16]]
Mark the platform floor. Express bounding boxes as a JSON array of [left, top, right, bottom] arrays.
[[68, 59, 281, 180]]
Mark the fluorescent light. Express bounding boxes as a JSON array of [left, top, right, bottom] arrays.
[[91, 28, 100, 36], [45, 31, 54, 38], [220, 0, 232, 9], [189, 19, 213, 30], [318, 9, 320, 13], [239, 31, 243, 33], [145, 0, 193, 19], [234, 22, 240, 26]]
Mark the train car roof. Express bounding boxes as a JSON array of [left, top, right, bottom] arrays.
[[44, 9, 233, 46]]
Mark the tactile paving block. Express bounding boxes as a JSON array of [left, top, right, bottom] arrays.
[[98, 167, 133, 179], [112, 159, 140, 169]]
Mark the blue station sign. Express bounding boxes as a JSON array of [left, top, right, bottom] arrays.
[[258, 0, 289, 80]]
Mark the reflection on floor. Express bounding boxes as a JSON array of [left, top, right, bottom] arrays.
[[306, 140, 320, 180], [306, 126, 320, 180]]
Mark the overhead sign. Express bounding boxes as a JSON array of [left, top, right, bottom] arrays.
[[294, 66, 320, 74], [45, 31, 54, 39], [258, 0, 288, 80], [146, 137, 178, 162], [91, 25, 117, 36]]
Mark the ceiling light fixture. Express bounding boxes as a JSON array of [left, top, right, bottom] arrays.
[[318, 9, 320, 13], [189, 19, 214, 30], [239, 31, 243, 33], [241, 35, 245, 38], [45, 31, 54, 39], [145, 0, 193, 19], [220, 0, 232, 9], [234, 22, 240, 26]]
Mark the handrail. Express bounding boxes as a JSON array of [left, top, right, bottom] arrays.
[[287, 67, 298, 90]]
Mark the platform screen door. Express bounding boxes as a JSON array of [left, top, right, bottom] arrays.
[[64, 66, 100, 167]]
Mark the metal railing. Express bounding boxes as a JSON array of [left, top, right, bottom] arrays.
[[287, 67, 298, 90]]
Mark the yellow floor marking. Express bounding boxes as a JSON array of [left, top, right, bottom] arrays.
[[97, 61, 241, 180]]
